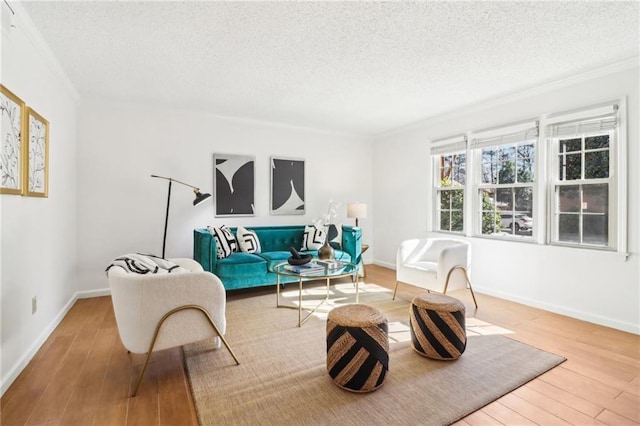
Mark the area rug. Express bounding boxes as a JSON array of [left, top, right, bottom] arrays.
[[183, 283, 565, 425]]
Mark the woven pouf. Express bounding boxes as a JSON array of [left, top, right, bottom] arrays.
[[326, 304, 389, 393], [410, 292, 466, 360]]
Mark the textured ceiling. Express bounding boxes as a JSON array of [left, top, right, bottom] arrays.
[[18, 1, 640, 136]]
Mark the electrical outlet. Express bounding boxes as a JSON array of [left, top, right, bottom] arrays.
[[32, 296, 37, 315]]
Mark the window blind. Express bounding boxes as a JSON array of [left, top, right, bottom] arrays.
[[471, 121, 539, 150], [430, 135, 467, 155], [547, 115, 617, 137]]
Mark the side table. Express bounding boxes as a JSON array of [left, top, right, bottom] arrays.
[[361, 244, 369, 278]]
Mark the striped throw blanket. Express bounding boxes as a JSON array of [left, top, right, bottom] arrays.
[[105, 253, 188, 275]]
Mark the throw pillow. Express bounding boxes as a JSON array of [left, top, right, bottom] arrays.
[[301, 225, 326, 251], [236, 226, 261, 254], [327, 223, 342, 249], [207, 225, 238, 259]]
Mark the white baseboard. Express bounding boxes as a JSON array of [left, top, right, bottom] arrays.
[[373, 259, 395, 270], [0, 287, 112, 396], [474, 286, 640, 335], [369, 259, 638, 335]]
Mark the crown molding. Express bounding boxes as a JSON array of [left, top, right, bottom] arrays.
[[9, 1, 79, 102], [375, 56, 639, 140]]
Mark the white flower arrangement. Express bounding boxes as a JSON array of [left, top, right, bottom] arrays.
[[313, 200, 341, 230]]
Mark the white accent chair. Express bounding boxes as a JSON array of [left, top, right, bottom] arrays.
[[393, 238, 478, 308], [107, 257, 239, 397]]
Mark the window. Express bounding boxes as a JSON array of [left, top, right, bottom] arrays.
[[429, 101, 625, 253], [549, 109, 617, 248], [437, 153, 466, 232], [431, 136, 467, 233], [472, 124, 538, 239]]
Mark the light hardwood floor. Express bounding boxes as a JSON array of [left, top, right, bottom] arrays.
[[1, 265, 638, 425]]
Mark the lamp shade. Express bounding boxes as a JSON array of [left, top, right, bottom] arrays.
[[193, 190, 212, 206], [347, 202, 367, 219]]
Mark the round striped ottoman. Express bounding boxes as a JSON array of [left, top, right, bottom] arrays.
[[410, 293, 466, 360], [326, 304, 389, 392]]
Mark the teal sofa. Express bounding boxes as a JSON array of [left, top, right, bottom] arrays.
[[193, 225, 362, 290]]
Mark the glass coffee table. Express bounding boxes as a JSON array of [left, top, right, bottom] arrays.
[[275, 261, 359, 327]]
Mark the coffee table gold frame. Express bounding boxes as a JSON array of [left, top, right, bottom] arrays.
[[275, 262, 359, 327]]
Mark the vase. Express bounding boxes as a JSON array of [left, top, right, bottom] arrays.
[[318, 239, 335, 260]]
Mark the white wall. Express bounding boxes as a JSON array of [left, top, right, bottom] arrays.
[[0, 14, 78, 391], [76, 99, 373, 292], [372, 63, 640, 334]]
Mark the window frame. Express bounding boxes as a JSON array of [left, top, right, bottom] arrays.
[[433, 151, 467, 234], [470, 122, 539, 241], [548, 116, 619, 250], [430, 135, 468, 235]]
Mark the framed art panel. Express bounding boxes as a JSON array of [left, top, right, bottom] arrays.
[[0, 84, 25, 195], [25, 107, 49, 197], [270, 156, 305, 215], [213, 153, 255, 216]]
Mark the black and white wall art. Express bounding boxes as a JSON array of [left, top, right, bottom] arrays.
[[213, 154, 255, 217], [270, 157, 305, 215]]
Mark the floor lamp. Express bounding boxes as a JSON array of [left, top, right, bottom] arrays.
[[151, 174, 211, 258]]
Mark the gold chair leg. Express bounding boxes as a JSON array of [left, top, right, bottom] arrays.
[[392, 281, 399, 300], [131, 304, 240, 397], [443, 266, 478, 309]]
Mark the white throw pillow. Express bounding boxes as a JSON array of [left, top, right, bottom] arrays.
[[301, 225, 326, 251], [236, 226, 261, 254], [327, 223, 342, 249], [207, 225, 238, 259]]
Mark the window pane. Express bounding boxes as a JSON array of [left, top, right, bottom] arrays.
[[451, 189, 463, 210], [583, 215, 608, 245], [515, 187, 533, 212], [517, 143, 534, 159], [499, 212, 515, 234], [517, 158, 534, 183], [585, 135, 609, 150], [482, 161, 497, 184], [498, 161, 515, 184], [440, 213, 450, 231], [558, 186, 580, 212], [583, 184, 608, 213], [496, 188, 513, 210], [482, 212, 498, 234], [560, 138, 581, 152], [559, 153, 582, 180], [515, 213, 534, 236], [452, 154, 466, 185], [500, 145, 516, 162], [482, 149, 497, 184], [451, 211, 463, 232], [558, 214, 579, 243], [585, 151, 609, 179], [480, 189, 499, 234], [440, 190, 451, 209]]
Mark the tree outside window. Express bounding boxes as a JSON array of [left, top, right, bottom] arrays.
[[437, 153, 465, 233], [479, 142, 535, 237]]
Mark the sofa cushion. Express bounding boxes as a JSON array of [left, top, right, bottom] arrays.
[[237, 226, 261, 254], [301, 225, 326, 251], [260, 251, 292, 272], [216, 252, 266, 278], [208, 225, 238, 259]]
